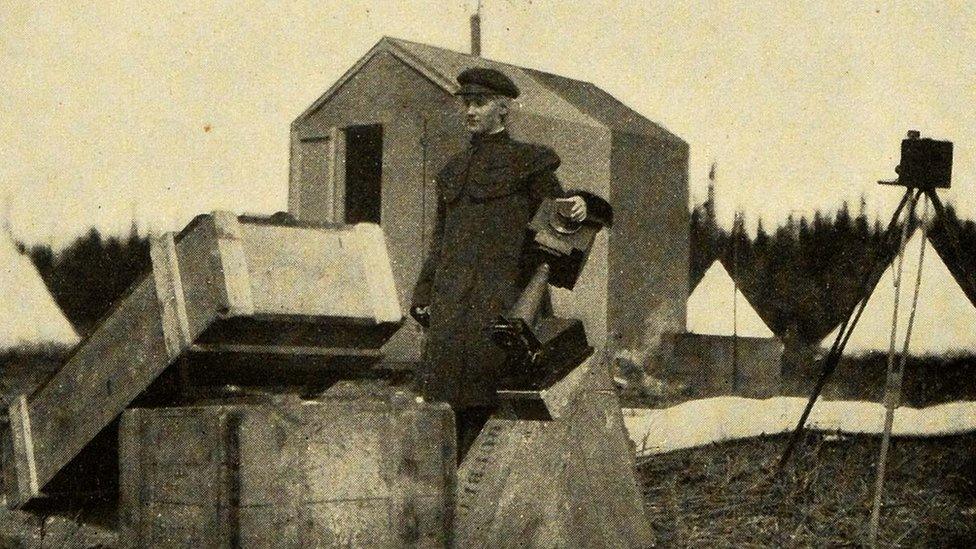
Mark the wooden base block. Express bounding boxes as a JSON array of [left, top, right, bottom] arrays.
[[457, 354, 653, 548], [119, 395, 455, 549]]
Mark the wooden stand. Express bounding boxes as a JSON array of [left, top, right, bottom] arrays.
[[457, 194, 650, 546], [456, 353, 653, 548]]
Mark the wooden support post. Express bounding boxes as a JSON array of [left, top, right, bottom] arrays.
[[329, 126, 346, 223], [212, 211, 255, 317], [117, 407, 143, 549]]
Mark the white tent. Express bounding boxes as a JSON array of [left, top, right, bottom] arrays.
[[687, 260, 775, 338], [820, 229, 976, 356], [0, 235, 78, 348]]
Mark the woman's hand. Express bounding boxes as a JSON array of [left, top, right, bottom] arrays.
[[564, 195, 587, 222], [410, 305, 431, 328]]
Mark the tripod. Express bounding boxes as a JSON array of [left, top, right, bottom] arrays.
[[775, 133, 968, 547]]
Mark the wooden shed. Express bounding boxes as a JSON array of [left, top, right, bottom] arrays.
[[656, 259, 785, 399], [289, 37, 689, 361]]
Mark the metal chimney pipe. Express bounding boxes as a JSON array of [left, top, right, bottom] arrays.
[[470, 12, 481, 56]]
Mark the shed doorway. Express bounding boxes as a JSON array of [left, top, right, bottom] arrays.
[[344, 124, 383, 224]]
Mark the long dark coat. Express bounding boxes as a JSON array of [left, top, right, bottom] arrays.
[[411, 130, 565, 409]]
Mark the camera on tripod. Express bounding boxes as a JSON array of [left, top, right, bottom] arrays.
[[879, 130, 953, 189]]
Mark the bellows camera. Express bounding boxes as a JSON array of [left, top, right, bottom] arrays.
[[880, 130, 953, 189]]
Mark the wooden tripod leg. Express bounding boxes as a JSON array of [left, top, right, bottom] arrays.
[[870, 191, 923, 547], [776, 186, 919, 474]]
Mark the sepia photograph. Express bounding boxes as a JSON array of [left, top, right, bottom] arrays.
[[1, 1, 974, 546]]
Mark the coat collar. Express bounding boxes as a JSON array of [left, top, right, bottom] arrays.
[[469, 128, 510, 148]]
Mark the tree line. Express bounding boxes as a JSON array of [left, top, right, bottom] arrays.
[[19, 202, 976, 346], [691, 198, 976, 346], [23, 224, 149, 337]]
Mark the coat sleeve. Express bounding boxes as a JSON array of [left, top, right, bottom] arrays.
[[411, 184, 445, 308], [526, 145, 568, 205]]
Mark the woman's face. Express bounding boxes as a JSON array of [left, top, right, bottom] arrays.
[[461, 94, 508, 134]]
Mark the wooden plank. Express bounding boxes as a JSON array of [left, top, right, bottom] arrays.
[[150, 232, 192, 360], [237, 223, 399, 322], [387, 393, 420, 547], [122, 407, 230, 548], [118, 408, 143, 549], [437, 403, 457, 548], [189, 343, 384, 357], [5, 395, 39, 505], [347, 224, 402, 323], [220, 412, 240, 548], [237, 407, 308, 548], [408, 399, 455, 548], [212, 211, 255, 317], [175, 216, 232, 335], [1, 419, 16, 509], [287, 131, 302, 218]]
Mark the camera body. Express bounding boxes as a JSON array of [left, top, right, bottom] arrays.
[[882, 130, 953, 189]]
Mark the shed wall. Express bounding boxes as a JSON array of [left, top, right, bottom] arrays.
[[658, 332, 784, 399], [608, 131, 689, 354]]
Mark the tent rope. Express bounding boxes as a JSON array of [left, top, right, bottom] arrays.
[[869, 194, 929, 547]]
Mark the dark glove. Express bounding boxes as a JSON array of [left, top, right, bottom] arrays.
[[410, 305, 430, 328]]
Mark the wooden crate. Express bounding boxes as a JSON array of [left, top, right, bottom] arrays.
[[4, 213, 403, 508], [119, 394, 455, 548]]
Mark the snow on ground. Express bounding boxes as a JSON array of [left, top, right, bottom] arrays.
[[623, 396, 976, 456]]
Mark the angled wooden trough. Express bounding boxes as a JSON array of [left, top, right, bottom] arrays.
[[3, 212, 402, 508]]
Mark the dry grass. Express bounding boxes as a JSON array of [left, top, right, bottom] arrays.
[[638, 432, 976, 547]]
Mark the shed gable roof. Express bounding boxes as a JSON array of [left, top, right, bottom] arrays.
[[296, 37, 682, 144]]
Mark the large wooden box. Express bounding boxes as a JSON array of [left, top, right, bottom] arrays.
[[119, 395, 455, 548]]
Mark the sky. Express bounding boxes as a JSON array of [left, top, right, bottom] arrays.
[[2, 1, 974, 247]]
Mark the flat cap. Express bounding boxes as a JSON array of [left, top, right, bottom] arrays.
[[455, 67, 520, 99]]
